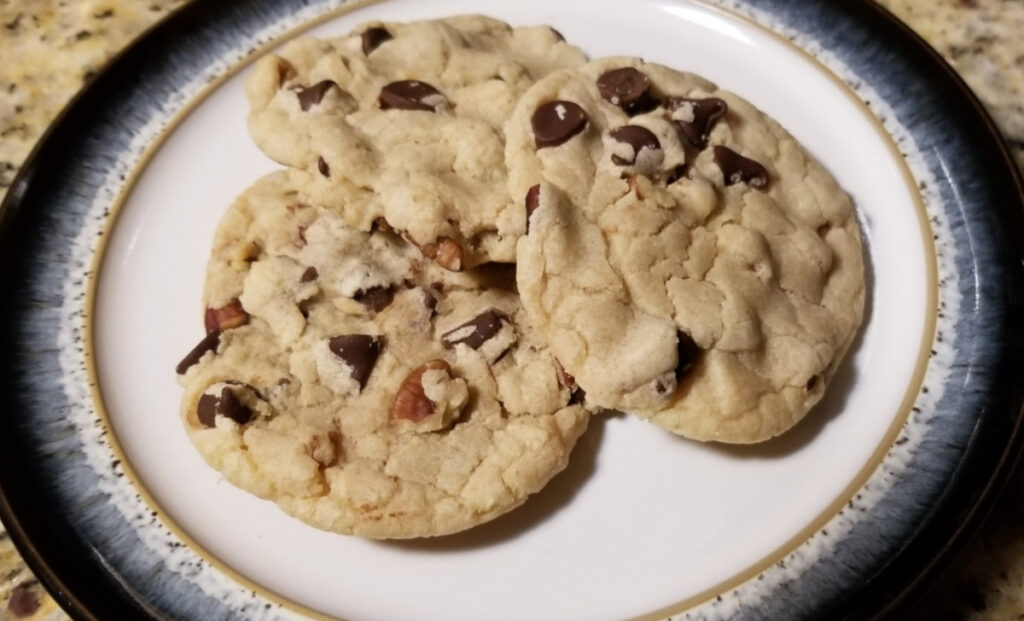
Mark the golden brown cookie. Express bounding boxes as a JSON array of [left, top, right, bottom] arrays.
[[245, 16, 586, 269], [508, 57, 864, 443], [175, 172, 590, 537]]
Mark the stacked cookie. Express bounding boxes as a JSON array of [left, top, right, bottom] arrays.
[[176, 17, 864, 538]]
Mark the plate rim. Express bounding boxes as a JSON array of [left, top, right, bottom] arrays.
[[0, 0, 1022, 619]]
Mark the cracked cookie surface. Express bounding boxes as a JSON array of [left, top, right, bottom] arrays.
[[508, 57, 865, 443], [176, 172, 589, 537], [245, 16, 586, 269]]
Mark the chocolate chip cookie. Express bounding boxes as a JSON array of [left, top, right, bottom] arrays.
[[176, 172, 590, 537], [245, 16, 586, 270], [507, 57, 864, 443]]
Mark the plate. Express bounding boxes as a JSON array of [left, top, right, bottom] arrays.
[[1, 0, 1022, 619]]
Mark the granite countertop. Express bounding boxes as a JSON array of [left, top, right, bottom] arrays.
[[1, 0, 1022, 619]]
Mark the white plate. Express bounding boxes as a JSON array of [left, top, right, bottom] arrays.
[[92, 1, 928, 619]]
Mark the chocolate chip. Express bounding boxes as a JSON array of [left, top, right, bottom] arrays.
[[361, 26, 392, 55], [300, 266, 318, 283], [176, 330, 221, 375], [713, 145, 769, 189], [328, 334, 382, 389], [675, 331, 701, 380], [667, 97, 728, 149], [525, 184, 541, 233], [609, 125, 661, 166], [379, 80, 445, 112], [197, 385, 254, 428], [354, 285, 395, 312], [532, 100, 588, 148], [421, 288, 438, 313], [442, 309, 506, 349], [597, 67, 657, 114], [666, 164, 688, 184], [569, 387, 586, 405], [292, 80, 337, 111], [317, 156, 330, 177]]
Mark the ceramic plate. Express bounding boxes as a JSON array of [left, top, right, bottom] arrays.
[[1, 0, 1023, 619]]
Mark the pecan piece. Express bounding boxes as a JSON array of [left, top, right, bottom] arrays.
[[204, 298, 249, 333], [390, 360, 468, 431]]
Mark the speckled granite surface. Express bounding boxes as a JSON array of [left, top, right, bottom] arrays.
[[0, 0, 1022, 619]]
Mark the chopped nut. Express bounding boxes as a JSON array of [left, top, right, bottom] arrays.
[[626, 175, 646, 200], [390, 360, 468, 432], [230, 240, 261, 267], [275, 58, 297, 86], [554, 358, 577, 391], [421, 237, 464, 272], [204, 299, 249, 333]]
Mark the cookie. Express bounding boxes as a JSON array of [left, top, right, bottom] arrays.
[[507, 57, 865, 443], [244, 16, 586, 269], [176, 172, 590, 537]]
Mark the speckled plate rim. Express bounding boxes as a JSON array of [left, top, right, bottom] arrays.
[[0, 1, 1022, 620]]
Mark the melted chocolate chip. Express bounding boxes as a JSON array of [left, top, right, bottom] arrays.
[[328, 334, 383, 389], [176, 330, 221, 375], [525, 184, 541, 232], [379, 80, 445, 112], [609, 125, 661, 166], [667, 97, 728, 149], [666, 164, 688, 185], [713, 145, 769, 190], [569, 387, 586, 405], [292, 80, 337, 111], [354, 285, 395, 312], [675, 331, 701, 380], [532, 100, 588, 148], [596, 67, 657, 114], [442, 309, 506, 349], [361, 26, 392, 55], [197, 385, 254, 428], [317, 156, 330, 177], [300, 266, 318, 283], [422, 288, 438, 314]]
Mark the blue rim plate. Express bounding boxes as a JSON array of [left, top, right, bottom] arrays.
[[1, 0, 1023, 619]]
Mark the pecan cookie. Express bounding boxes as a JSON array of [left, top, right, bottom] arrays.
[[244, 16, 586, 270], [176, 172, 589, 537], [507, 57, 865, 443]]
